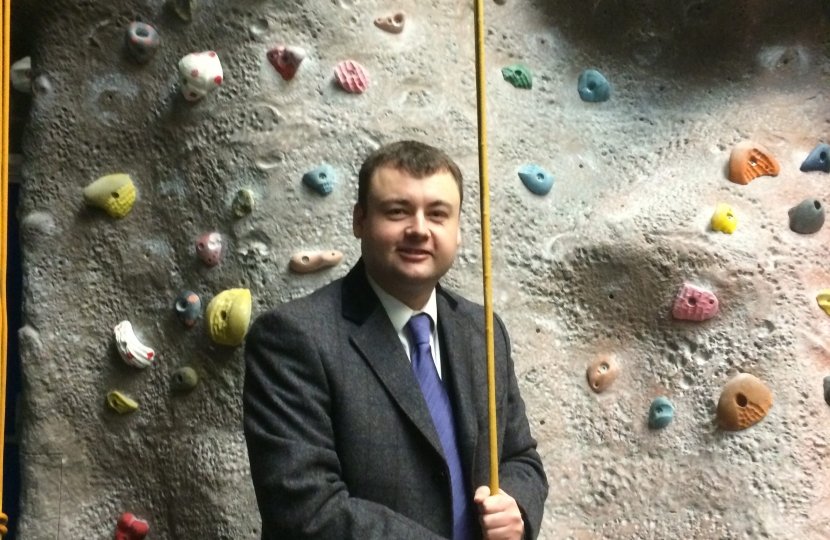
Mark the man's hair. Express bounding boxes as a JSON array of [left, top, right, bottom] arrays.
[[357, 140, 464, 210]]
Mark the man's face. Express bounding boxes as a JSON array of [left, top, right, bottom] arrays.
[[353, 166, 462, 293]]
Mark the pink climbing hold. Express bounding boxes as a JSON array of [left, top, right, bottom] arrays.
[[672, 283, 719, 321], [334, 60, 369, 94], [114, 513, 149, 540], [267, 45, 306, 80]]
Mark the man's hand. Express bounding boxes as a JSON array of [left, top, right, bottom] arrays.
[[474, 486, 525, 540]]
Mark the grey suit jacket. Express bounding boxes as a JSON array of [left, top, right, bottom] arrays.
[[243, 258, 548, 539]]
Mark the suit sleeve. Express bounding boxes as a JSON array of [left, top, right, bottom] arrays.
[[243, 310, 448, 540], [493, 313, 549, 540]]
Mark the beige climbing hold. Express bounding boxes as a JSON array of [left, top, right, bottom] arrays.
[[374, 12, 405, 34], [83, 174, 136, 218], [728, 141, 780, 185], [586, 354, 620, 393], [717, 373, 773, 431], [289, 250, 344, 274], [107, 391, 138, 414]]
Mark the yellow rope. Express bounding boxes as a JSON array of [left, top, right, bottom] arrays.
[[472, 0, 498, 494], [0, 0, 10, 534]]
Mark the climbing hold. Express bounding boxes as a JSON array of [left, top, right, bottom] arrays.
[[114, 321, 155, 369], [501, 64, 532, 89], [817, 290, 830, 316], [106, 391, 138, 414], [115, 513, 149, 540], [586, 354, 620, 393], [728, 141, 780, 185], [717, 373, 773, 430], [788, 198, 825, 234], [648, 397, 674, 429], [578, 69, 611, 102], [206, 288, 252, 346], [232, 188, 255, 218], [518, 164, 553, 196], [125, 22, 160, 64], [302, 164, 337, 196], [10, 56, 32, 93], [196, 232, 223, 267], [169, 0, 197, 22], [800, 143, 830, 173], [824, 375, 830, 406], [374, 12, 405, 34], [290, 250, 344, 274], [335, 60, 369, 94], [83, 174, 136, 218], [174, 290, 201, 326], [171, 367, 199, 392], [267, 45, 306, 80], [178, 51, 223, 102], [710, 203, 737, 234], [671, 283, 718, 322]]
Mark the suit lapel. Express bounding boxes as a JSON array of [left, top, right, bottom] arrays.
[[343, 260, 446, 461], [437, 290, 480, 490]]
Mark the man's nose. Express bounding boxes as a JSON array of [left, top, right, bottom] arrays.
[[406, 213, 428, 236]]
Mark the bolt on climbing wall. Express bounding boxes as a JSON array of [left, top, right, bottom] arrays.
[[11, 0, 830, 538]]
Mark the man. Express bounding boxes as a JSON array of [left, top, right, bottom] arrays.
[[243, 140, 548, 540]]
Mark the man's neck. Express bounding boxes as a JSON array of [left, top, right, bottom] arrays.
[[365, 270, 434, 311]]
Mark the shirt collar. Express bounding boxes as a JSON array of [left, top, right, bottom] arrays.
[[366, 271, 438, 334]]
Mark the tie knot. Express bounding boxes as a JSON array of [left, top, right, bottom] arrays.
[[407, 313, 432, 346]]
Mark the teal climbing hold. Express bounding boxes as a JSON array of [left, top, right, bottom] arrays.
[[801, 143, 830, 173], [648, 397, 674, 429], [302, 164, 337, 196], [518, 164, 553, 196], [578, 69, 611, 102], [501, 64, 532, 89]]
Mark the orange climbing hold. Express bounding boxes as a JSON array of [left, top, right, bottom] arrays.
[[717, 373, 773, 431], [728, 141, 780, 185]]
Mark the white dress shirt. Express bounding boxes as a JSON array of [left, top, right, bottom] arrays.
[[366, 272, 443, 380]]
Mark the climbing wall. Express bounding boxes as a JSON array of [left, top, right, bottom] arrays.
[[12, 0, 830, 538]]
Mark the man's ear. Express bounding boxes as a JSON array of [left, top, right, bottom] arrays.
[[353, 203, 364, 238]]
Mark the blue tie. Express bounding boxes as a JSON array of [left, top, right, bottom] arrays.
[[406, 313, 473, 540]]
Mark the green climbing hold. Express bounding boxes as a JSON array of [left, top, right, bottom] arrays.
[[501, 64, 532, 89], [232, 189, 255, 218]]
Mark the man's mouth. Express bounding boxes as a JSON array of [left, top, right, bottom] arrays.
[[398, 247, 431, 257]]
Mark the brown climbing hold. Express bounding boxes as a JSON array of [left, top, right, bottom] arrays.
[[374, 12, 405, 34], [717, 373, 773, 431], [586, 354, 620, 393], [728, 141, 780, 185], [289, 250, 344, 274]]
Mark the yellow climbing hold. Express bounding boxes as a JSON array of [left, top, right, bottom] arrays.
[[83, 174, 136, 218], [817, 290, 830, 316], [206, 288, 252, 346], [106, 391, 138, 414], [711, 203, 737, 234]]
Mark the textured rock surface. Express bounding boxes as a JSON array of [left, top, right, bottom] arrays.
[[14, 0, 830, 538]]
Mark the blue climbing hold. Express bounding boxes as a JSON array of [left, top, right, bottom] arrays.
[[800, 143, 830, 173], [302, 164, 337, 196], [578, 69, 611, 102], [518, 164, 554, 196], [648, 397, 674, 429]]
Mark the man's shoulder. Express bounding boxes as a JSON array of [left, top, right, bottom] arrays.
[[253, 276, 344, 328], [438, 285, 501, 327]]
